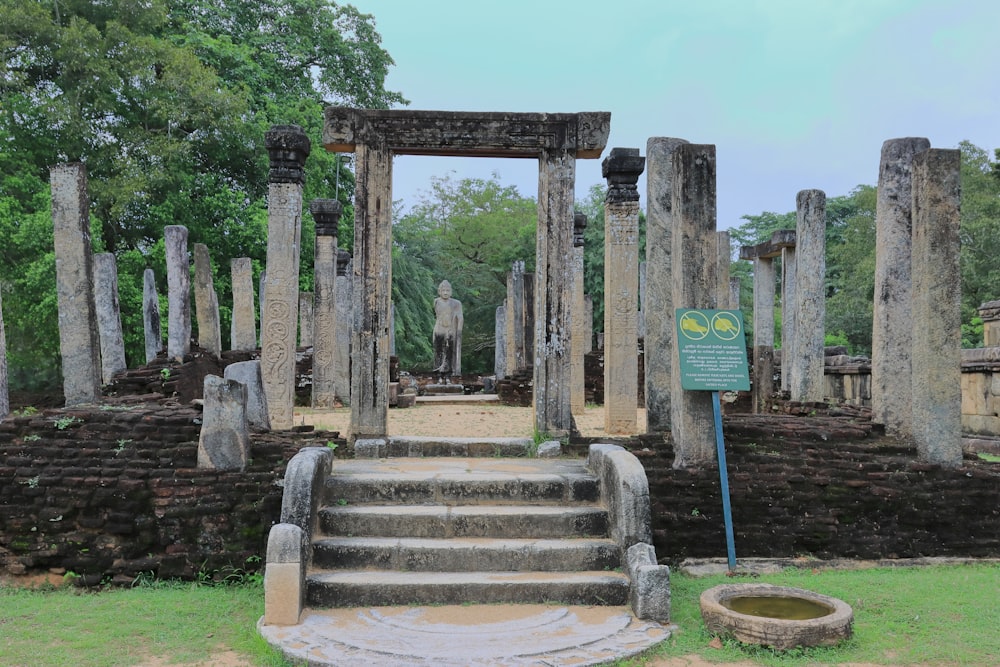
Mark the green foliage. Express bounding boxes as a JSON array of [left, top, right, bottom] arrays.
[[392, 174, 537, 373], [0, 0, 404, 388]]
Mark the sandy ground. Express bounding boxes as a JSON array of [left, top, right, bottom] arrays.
[[295, 401, 647, 439]]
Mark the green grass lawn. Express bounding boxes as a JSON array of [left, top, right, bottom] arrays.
[[1, 563, 997, 666]]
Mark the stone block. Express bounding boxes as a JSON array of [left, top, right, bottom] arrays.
[[263, 523, 304, 626], [196, 375, 249, 471], [355, 438, 388, 458], [536, 440, 561, 458], [223, 361, 270, 430]]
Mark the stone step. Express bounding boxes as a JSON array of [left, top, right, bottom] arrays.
[[317, 504, 609, 539], [306, 570, 630, 607], [376, 435, 532, 458], [324, 458, 599, 505], [311, 536, 621, 572]]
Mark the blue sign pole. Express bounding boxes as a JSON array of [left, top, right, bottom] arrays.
[[712, 390, 737, 571]]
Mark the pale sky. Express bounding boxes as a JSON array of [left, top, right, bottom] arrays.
[[349, 0, 999, 229]]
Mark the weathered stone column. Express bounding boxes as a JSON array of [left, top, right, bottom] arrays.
[[495, 303, 507, 380], [505, 261, 526, 375], [911, 149, 962, 466], [50, 163, 102, 404], [261, 125, 310, 430], [298, 292, 314, 347], [717, 231, 732, 309], [0, 292, 8, 420], [165, 225, 191, 361], [230, 258, 257, 352], [729, 277, 741, 312], [571, 213, 588, 415], [93, 253, 127, 384], [350, 140, 393, 440], [603, 148, 645, 434], [780, 244, 797, 392], [193, 243, 222, 358], [142, 269, 163, 363], [752, 256, 776, 413], [790, 190, 826, 402], [671, 144, 718, 467], [638, 261, 647, 343], [197, 375, 250, 471], [258, 271, 267, 346], [311, 198, 341, 408], [534, 148, 576, 435], [872, 137, 930, 435], [334, 251, 353, 405], [224, 360, 270, 430], [645, 137, 689, 433], [584, 295, 593, 353]]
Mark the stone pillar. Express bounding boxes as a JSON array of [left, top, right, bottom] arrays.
[[571, 213, 588, 416], [197, 375, 250, 471], [334, 251, 353, 405], [644, 137, 689, 433], [603, 148, 644, 434], [93, 253, 127, 384], [165, 225, 191, 361], [298, 292, 314, 347], [717, 231, 732, 310], [389, 302, 397, 357], [142, 269, 163, 363], [230, 258, 257, 352], [311, 199, 341, 409], [350, 140, 393, 440], [50, 163, 102, 405], [729, 277, 741, 312], [0, 292, 8, 420], [261, 125, 310, 430], [193, 243, 222, 358], [258, 271, 267, 346], [790, 190, 826, 403], [505, 260, 526, 374], [911, 149, 962, 466], [495, 303, 507, 380], [752, 257, 776, 413], [584, 295, 594, 353], [670, 144, 718, 467], [534, 148, 576, 435], [224, 360, 270, 430], [872, 137, 930, 435], [638, 261, 647, 343], [780, 244, 797, 392]]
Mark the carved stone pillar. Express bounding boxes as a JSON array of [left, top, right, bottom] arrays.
[[603, 148, 645, 434], [261, 125, 310, 430], [571, 213, 587, 415], [311, 199, 342, 408]]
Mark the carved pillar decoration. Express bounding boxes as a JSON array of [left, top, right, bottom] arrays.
[[571, 213, 588, 415], [261, 124, 310, 430], [311, 198, 342, 409], [603, 148, 645, 434]]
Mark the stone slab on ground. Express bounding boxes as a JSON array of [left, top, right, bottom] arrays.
[[259, 603, 671, 666]]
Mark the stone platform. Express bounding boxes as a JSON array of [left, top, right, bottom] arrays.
[[258, 603, 671, 666]]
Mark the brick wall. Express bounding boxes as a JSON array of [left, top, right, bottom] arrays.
[[0, 404, 340, 584], [2, 406, 997, 585]]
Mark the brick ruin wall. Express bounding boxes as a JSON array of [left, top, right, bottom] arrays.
[[1, 406, 997, 584]]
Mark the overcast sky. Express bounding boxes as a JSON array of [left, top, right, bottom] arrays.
[[349, 0, 999, 229]]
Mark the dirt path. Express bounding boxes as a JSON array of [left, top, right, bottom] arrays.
[[295, 402, 647, 439]]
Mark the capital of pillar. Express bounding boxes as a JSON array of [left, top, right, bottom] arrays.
[[266, 125, 311, 185], [602, 147, 645, 204], [310, 198, 343, 237]]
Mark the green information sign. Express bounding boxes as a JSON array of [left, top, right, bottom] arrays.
[[675, 309, 751, 391]]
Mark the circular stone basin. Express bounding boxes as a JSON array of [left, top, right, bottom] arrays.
[[700, 583, 853, 650]]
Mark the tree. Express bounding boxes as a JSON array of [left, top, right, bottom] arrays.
[[392, 174, 537, 373], [0, 0, 403, 387]]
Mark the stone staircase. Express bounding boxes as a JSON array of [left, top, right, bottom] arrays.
[[308, 456, 628, 607], [262, 437, 670, 624]]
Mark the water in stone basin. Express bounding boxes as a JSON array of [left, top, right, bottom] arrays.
[[721, 596, 833, 620]]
